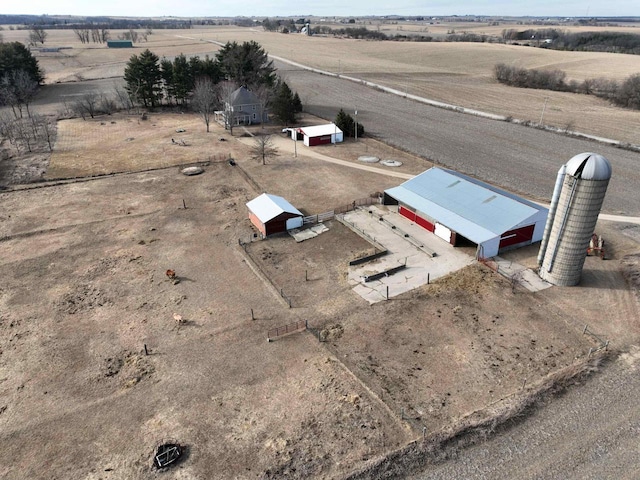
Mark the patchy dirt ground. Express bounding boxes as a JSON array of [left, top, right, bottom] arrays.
[[1, 112, 638, 479]]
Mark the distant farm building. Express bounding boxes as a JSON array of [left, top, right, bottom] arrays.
[[215, 86, 268, 127], [246, 193, 303, 236], [291, 124, 343, 146], [384, 168, 548, 259], [107, 40, 133, 48]]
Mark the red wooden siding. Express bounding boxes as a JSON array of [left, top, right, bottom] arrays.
[[499, 224, 535, 248], [399, 205, 416, 222], [415, 214, 435, 232]]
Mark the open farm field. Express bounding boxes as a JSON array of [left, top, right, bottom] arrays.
[[345, 19, 640, 38], [192, 27, 640, 144], [2, 112, 638, 478], [10, 25, 639, 143]]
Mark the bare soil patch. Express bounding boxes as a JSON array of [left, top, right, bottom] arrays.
[[1, 110, 638, 480]]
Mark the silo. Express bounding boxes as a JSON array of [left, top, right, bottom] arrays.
[[538, 152, 612, 286]]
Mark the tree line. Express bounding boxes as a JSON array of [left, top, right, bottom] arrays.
[[494, 63, 640, 110], [0, 42, 54, 153], [122, 41, 302, 131], [502, 28, 640, 55]]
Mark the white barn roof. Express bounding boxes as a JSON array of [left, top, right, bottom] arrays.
[[298, 124, 342, 137], [246, 193, 302, 223], [385, 168, 547, 244]]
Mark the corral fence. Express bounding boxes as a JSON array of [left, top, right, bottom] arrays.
[[303, 211, 335, 225], [303, 196, 381, 226], [267, 319, 307, 342]]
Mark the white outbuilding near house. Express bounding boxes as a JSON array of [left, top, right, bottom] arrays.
[[246, 193, 303, 236], [292, 124, 343, 146], [383, 167, 548, 259]]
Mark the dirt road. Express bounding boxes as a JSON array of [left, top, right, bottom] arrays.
[[411, 349, 640, 480], [275, 62, 640, 216]]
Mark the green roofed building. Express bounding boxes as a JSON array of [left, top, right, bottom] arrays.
[[107, 40, 133, 48]]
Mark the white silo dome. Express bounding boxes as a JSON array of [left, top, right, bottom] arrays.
[[565, 152, 612, 181]]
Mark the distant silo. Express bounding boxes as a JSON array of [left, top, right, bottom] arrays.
[[538, 152, 612, 286]]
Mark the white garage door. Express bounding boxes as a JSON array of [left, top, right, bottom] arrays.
[[286, 217, 303, 230], [434, 223, 452, 242]]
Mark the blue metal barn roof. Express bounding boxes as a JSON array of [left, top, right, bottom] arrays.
[[385, 168, 546, 244]]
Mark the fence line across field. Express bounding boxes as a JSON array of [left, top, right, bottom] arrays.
[[267, 319, 308, 341]]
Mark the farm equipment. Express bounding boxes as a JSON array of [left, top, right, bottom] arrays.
[[587, 233, 606, 260]]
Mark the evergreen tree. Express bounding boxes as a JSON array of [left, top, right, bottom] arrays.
[[124, 49, 163, 108], [160, 58, 175, 103], [271, 80, 297, 125], [292, 92, 302, 113], [171, 53, 193, 105], [335, 108, 364, 138], [0, 42, 44, 85], [216, 40, 275, 88]]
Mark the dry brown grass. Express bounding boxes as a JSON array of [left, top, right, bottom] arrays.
[[10, 25, 640, 148], [47, 113, 239, 178]]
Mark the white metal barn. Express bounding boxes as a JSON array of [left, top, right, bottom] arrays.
[[293, 124, 343, 146], [384, 168, 548, 259], [246, 193, 303, 237]]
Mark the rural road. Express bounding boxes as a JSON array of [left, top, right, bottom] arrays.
[[274, 61, 640, 216], [411, 350, 640, 480]]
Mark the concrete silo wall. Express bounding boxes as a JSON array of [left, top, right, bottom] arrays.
[[539, 174, 610, 286]]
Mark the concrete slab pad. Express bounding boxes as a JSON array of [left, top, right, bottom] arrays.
[[342, 206, 475, 304], [493, 256, 552, 292], [289, 223, 329, 242]]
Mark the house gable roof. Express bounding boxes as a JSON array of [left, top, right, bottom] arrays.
[[246, 193, 303, 223], [229, 86, 260, 106], [385, 168, 547, 243]]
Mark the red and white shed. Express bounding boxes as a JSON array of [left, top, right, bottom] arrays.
[[246, 193, 303, 236], [293, 124, 343, 146]]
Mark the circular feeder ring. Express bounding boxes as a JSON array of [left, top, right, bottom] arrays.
[[358, 155, 380, 163], [181, 166, 204, 176], [381, 159, 403, 167]]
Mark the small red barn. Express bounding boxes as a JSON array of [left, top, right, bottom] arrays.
[[246, 193, 303, 236], [294, 124, 344, 146]]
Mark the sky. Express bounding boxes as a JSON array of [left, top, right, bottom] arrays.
[[3, 0, 638, 19]]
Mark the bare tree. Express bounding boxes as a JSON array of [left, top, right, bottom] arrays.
[[28, 26, 47, 45], [252, 83, 272, 130], [99, 93, 117, 115], [250, 134, 278, 165], [218, 81, 238, 135], [192, 78, 218, 133], [0, 70, 39, 119], [0, 112, 19, 151], [113, 84, 134, 112], [72, 92, 99, 119], [31, 114, 56, 151], [120, 29, 139, 43], [73, 28, 90, 44]]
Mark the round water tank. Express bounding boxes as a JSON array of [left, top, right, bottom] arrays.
[[539, 153, 612, 286]]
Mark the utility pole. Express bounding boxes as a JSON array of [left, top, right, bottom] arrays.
[[354, 106, 358, 142]]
